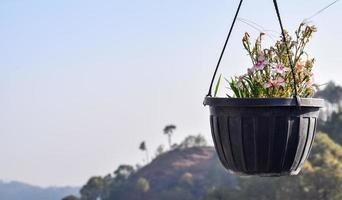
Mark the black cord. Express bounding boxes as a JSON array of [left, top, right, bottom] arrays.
[[206, 0, 300, 101], [206, 0, 244, 97], [272, 0, 299, 98]]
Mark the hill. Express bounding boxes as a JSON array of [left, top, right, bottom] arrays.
[[122, 146, 236, 199], [63, 82, 342, 200], [0, 180, 79, 200], [72, 133, 342, 200]]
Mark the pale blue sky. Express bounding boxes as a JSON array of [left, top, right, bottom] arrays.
[[1, 0, 341, 186]]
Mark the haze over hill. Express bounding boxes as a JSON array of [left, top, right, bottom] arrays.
[[0, 180, 79, 200], [63, 132, 342, 200], [2, 0, 342, 187], [58, 82, 342, 200]]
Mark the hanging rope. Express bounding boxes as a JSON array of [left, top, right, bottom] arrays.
[[206, 0, 244, 97], [206, 0, 303, 100], [272, 0, 298, 98], [304, 0, 340, 22], [237, 0, 341, 43], [237, 17, 278, 42]]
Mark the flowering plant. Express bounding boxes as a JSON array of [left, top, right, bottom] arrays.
[[224, 23, 317, 98]]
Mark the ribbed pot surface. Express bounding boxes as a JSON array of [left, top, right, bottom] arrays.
[[205, 98, 323, 176]]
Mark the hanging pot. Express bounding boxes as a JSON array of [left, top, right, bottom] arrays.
[[204, 97, 324, 176], [204, 0, 324, 176]]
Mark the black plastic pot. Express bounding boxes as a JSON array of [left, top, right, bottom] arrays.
[[204, 97, 324, 176]]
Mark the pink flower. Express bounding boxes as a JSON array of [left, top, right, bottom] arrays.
[[296, 60, 305, 71], [253, 54, 267, 70], [264, 77, 285, 88], [272, 63, 287, 74]]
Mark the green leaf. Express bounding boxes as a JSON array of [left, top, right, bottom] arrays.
[[228, 79, 240, 98], [214, 74, 222, 97]]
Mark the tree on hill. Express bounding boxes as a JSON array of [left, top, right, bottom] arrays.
[[315, 81, 342, 106], [202, 132, 342, 200], [179, 134, 208, 149], [114, 165, 135, 181], [107, 165, 135, 199], [315, 81, 342, 144], [155, 145, 165, 157], [302, 133, 342, 200], [139, 141, 149, 163], [136, 177, 150, 193], [67, 132, 342, 200], [73, 165, 136, 200], [318, 111, 342, 144], [80, 176, 105, 200], [163, 125, 176, 148]]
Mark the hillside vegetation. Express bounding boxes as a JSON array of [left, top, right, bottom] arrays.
[[63, 82, 342, 200]]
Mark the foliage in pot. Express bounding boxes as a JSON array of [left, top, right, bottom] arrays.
[[204, 23, 324, 176]]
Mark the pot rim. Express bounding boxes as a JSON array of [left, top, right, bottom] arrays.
[[204, 97, 324, 107]]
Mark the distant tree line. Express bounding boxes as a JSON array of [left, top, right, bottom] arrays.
[[62, 81, 342, 200], [315, 81, 342, 144], [63, 129, 209, 200]]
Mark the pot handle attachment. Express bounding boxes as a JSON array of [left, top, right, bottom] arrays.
[[205, 0, 300, 105]]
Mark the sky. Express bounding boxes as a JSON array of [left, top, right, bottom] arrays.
[[0, 0, 341, 187]]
